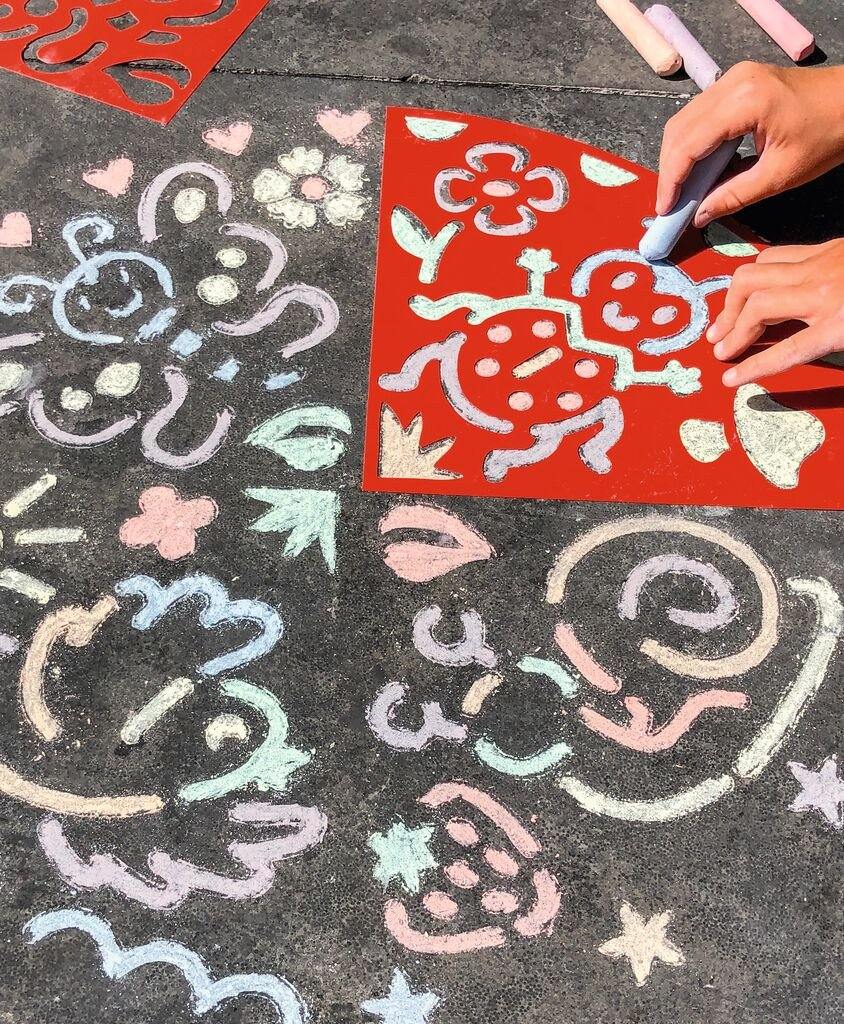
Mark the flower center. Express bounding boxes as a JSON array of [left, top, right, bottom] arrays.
[[482, 179, 518, 197], [300, 175, 328, 200]]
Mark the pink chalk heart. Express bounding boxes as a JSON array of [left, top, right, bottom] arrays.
[[0, 212, 32, 247], [202, 122, 253, 156], [83, 158, 134, 197], [316, 108, 372, 147]]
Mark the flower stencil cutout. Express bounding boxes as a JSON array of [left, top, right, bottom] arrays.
[[253, 147, 369, 229], [119, 485, 218, 561], [435, 142, 568, 236]]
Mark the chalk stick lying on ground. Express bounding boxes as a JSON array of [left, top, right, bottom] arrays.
[[735, 0, 815, 62], [596, 0, 682, 77], [644, 5, 721, 90]]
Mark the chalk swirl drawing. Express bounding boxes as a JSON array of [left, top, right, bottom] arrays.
[[115, 573, 283, 677], [24, 908, 307, 1022]]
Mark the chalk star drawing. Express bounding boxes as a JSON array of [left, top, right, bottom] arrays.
[[368, 822, 437, 893], [787, 755, 844, 829], [361, 968, 440, 1024], [598, 902, 685, 987]]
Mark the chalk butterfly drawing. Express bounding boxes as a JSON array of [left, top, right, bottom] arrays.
[[0, 573, 326, 909], [371, 505, 842, 824], [0, 160, 340, 463], [363, 108, 843, 511], [0, 1, 269, 122]]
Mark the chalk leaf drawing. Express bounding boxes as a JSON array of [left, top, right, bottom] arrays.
[[316, 108, 372, 147], [786, 755, 844, 829], [704, 222, 759, 258], [245, 487, 339, 574], [598, 903, 685, 987], [379, 503, 495, 583], [366, 107, 843, 509], [119, 485, 218, 561], [0, 211, 32, 247], [379, 406, 459, 481], [246, 406, 352, 471], [203, 122, 254, 156], [377, 784, 561, 954], [369, 821, 438, 894], [82, 158, 134, 197], [361, 968, 441, 1024], [253, 147, 369, 229], [24, 908, 307, 1022]]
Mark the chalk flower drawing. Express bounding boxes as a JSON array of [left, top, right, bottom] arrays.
[[434, 143, 568, 236], [119, 485, 218, 561], [252, 147, 369, 228]]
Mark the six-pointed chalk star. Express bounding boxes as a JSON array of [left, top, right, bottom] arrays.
[[367, 821, 437, 893], [787, 755, 844, 829], [598, 902, 686, 986], [361, 968, 440, 1024]]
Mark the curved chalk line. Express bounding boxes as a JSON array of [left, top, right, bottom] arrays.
[[412, 605, 497, 668], [366, 681, 468, 751], [141, 367, 232, 470]]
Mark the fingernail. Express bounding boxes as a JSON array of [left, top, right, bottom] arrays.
[[714, 342, 725, 358], [723, 368, 737, 386], [706, 324, 719, 342]]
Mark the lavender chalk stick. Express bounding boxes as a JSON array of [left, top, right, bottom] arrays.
[[639, 137, 740, 262], [644, 5, 721, 90]]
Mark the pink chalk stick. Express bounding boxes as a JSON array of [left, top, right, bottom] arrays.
[[735, 0, 815, 61], [596, 0, 682, 77], [645, 5, 721, 90]]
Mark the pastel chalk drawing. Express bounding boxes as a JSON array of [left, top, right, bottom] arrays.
[[173, 187, 208, 225], [115, 573, 283, 678], [598, 903, 685, 986], [245, 487, 339, 574], [119, 678, 196, 746], [405, 115, 468, 141], [203, 121, 254, 156], [23, 909, 307, 1022], [734, 384, 825, 489], [367, 107, 843, 510], [59, 386, 93, 412], [82, 158, 135, 197], [412, 605, 497, 668], [361, 969, 441, 1024], [316, 108, 372, 147], [140, 367, 233, 469], [376, 499, 493, 581], [253, 147, 369, 229], [375, 784, 561, 954], [786, 755, 844, 829], [119, 485, 218, 561], [367, 681, 468, 751], [246, 406, 352, 471], [0, 211, 32, 247]]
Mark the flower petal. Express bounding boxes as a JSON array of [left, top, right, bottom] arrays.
[[253, 167, 292, 204], [278, 146, 324, 176], [321, 191, 368, 227], [156, 526, 198, 561], [267, 196, 318, 229], [324, 154, 366, 192]]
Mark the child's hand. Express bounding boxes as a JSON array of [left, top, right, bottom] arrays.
[[706, 238, 844, 386], [656, 63, 844, 227]]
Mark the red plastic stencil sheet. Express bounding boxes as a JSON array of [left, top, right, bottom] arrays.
[[0, 1, 268, 123], [363, 107, 844, 511]]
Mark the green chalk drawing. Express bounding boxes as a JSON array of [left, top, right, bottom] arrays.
[[391, 207, 462, 284], [405, 116, 468, 141], [179, 679, 311, 803], [368, 821, 437, 893], [245, 487, 339, 573], [703, 222, 759, 258], [246, 406, 352, 471], [517, 655, 579, 698], [580, 153, 638, 187], [474, 737, 573, 777]]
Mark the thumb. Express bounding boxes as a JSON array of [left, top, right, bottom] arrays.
[[694, 157, 778, 227]]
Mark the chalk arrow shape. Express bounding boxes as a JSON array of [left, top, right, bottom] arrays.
[[245, 487, 339, 573]]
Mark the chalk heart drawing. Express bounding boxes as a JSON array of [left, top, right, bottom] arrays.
[[372, 505, 843, 822], [316, 108, 372, 147], [203, 122, 254, 156], [0, 211, 32, 247], [82, 158, 135, 197], [0, 574, 327, 908], [370, 783, 562, 954]]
